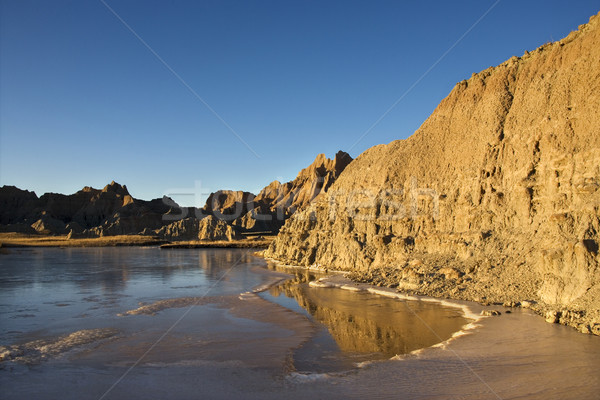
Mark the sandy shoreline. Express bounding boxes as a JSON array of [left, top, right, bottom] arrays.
[[261, 253, 600, 337], [260, 258, 600, 399]]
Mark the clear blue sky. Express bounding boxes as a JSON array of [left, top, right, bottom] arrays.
[[1, 0, 598, 206]]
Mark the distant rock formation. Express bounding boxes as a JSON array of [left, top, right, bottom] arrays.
[[0, 152, 352, 241], [198, 151, 353, 233], [0, 181, 179, 238], [266, 14, 600, 334], [31, 213, 67, 235], [158, 216, 241, 241], [255, 151, 353, 216], [39, 182, 134, 230], [0, 186, 38, 225], [203, 190, 255, 219]]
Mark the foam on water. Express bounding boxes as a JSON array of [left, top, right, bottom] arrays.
[[287, 371, 334, 383], [0, 328, 119, 364]]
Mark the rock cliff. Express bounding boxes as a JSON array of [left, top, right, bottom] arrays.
[[265, 14, 600, 334], [0, 186, 38, 225], [0, 182, 181, 238], [203, 190, 255, 219]]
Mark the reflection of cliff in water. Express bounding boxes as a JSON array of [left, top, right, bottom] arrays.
[[195, 249, 256, 280], [268, 275, 468, 358]]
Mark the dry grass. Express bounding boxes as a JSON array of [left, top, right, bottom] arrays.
[[160, 236, 275, 249], [0, 233, 166, 248], [0, 233, 275, 249]]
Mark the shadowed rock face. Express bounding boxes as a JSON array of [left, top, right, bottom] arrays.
[[0, 182, 137, 232], [203, 190, 256, 219], [266, 14, 600, 334], [0, 186, 38, 225], [0, 182, 178, 237]]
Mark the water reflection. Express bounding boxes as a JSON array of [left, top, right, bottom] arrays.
[[2, 248, 469, 374], [0, 248, 259, 294], [264, 265, 468, 368], [0, 248, 268, 344]]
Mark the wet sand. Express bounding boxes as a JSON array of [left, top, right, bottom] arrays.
[[2, 305, 599, 400]]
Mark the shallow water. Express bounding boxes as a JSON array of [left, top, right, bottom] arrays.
[[260, 268, 468, 372], [0, 248, 266, 341], [1, 248, 599, 399]]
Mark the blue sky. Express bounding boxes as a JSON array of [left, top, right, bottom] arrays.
[[1, 0, 598, 206]]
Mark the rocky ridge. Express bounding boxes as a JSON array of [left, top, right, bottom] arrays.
[[160, 150, 352, 237], [0, 152, 352, 241], [265, 13, 600, 334], [198, 151, 353, 233]]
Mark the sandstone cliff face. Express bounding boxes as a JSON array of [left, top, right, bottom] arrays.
[[266, 14, 600, 334]]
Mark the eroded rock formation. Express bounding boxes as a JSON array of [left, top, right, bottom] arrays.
[[0, 151, 352, 240], [266, 14, 600, 334], [201, 151, 353, 233], [0, 182, 180, 238], [158, 216, 241, 241], [255, 151, 353, 216]]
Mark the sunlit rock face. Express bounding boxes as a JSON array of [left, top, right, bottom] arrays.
[[266, 14, 600, 334]]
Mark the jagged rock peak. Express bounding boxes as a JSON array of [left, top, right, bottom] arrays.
[[102, 181, 129, 196], [296, 151, 353, 180], [255, 150, 353, 216], [334, 150, 353, 176]]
